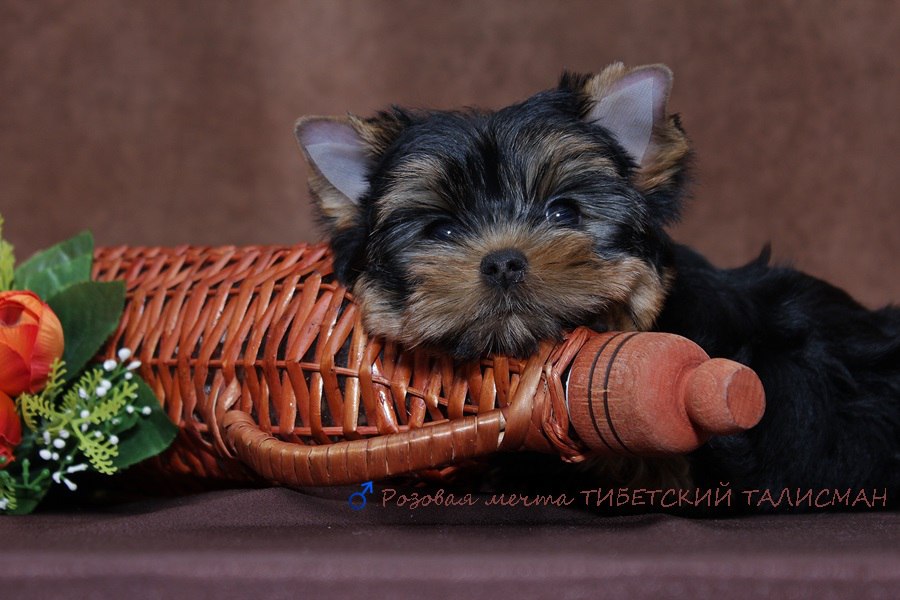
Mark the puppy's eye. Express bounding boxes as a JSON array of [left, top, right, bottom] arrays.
[[424, 220, 460, 242], [545, 199, 582, 227]]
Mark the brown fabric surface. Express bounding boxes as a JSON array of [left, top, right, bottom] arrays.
[[1, 487, 898, 599], [1, 0, 898, 308]]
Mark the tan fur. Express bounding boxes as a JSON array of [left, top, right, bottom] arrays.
[[582, 62, 632, 105], [374, 155, 458, 224], [639, 117, 690, 192], [372, 130, 619, 226], [524, 137, 618, 200], [353, 223, 670, 352], [605, 261, 671, 332], [350, 113, 408, 156], [307, 171, 358, 231], [353, 274, 404, 340]]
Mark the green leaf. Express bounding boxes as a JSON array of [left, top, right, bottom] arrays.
[[14, 231, 93, 299], [46, 280, 125, 380], [0, 214, 15, 291], [2, 449, 52, 516], [111, 377, 176, 470], [6, 492, 44, 515], [5, 461, 52, 515]]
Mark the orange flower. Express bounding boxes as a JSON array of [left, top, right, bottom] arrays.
[[0, 390, 20, 468], [0, 291, 65, 397]]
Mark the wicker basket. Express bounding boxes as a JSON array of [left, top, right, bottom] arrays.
[[92, 243, 764, 487]]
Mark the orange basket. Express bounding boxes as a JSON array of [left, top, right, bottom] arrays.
[[92, 243, 764, 488]]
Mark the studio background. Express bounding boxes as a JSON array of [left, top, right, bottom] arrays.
[[2, 0, 897, 307]]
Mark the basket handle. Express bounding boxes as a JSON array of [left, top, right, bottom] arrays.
[[221, 341, 554, 487], [222, 409, 507, 486]]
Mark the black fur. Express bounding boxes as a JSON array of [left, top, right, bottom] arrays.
[[658, 243, 900, 501]]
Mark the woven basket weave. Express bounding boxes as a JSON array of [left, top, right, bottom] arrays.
[[91, 243, 764, 487]]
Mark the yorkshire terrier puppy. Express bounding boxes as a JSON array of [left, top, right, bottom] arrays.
[[295, 63, 899, 505]]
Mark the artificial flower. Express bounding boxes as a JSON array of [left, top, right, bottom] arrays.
[[0, 290, 65, 396]]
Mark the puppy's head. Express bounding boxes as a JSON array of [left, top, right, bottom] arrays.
[[295, 63, 690, 360]]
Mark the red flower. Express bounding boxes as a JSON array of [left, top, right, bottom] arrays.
[[0, 290, 65, 397], [0, 390, 21, 469]]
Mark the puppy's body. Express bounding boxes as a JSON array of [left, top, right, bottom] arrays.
[[296, 63, 900, 506], [661, 243, 900, 496]]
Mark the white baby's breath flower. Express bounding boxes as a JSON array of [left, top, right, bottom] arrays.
[[58, 429, 70, 439], [125, 405, 135, 414], [0, 498, 8, 510], [124, 372, 134, 380], [78, 388, 89, 399], [51, 471, 77, 490], [66, 464, 89, 474], [52, 438, 65, 449], [108, 435, 119, 445], [39, 449, 53, 461], [103, 359, 117, 371], [95, 387, 107, 397], [141, 406, 152, 416], [117, 347, 132, 361], [126, 360, 141, 371], [100, 379, 111, 389], [79, 409, 90, 419]]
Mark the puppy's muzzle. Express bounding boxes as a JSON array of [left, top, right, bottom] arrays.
[[480, 248, 528, 289]]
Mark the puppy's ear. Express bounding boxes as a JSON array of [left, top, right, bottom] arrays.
[[295, 117, 372, 232], [563, 63, 690, 223], [295, 113, 410, 283]]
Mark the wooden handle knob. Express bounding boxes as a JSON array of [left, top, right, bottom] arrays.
[[684, 358, 766, 434], [566, 332, 766, 455]]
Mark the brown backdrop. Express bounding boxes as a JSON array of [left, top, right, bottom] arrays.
[[1, 0, 897, 307]]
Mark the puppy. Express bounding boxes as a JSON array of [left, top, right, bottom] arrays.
[[294, 63, 900, 506]]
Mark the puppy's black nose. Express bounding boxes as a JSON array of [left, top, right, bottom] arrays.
[[480, 248, 528, 288]]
